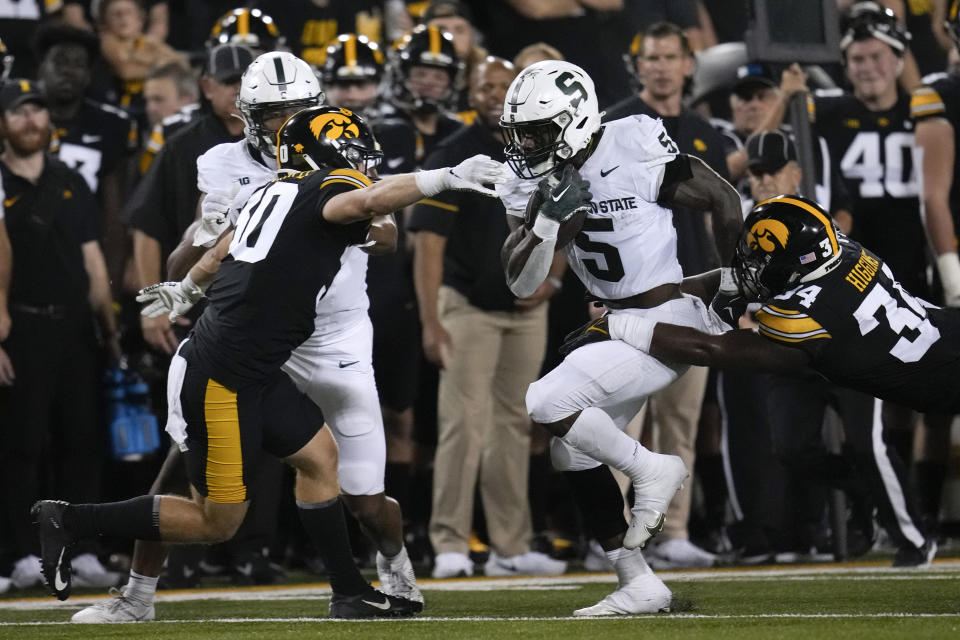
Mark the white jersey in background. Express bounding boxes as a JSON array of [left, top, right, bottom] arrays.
[[497, 115, 682, 300], [197, 140, 371, 327]]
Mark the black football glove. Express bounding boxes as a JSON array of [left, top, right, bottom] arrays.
[[537, 164, 592, 223], [710, 290, 748, 330], [559, 315, 611, 358]]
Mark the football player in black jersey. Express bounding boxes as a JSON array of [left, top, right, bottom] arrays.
[[32, 106, 509, 616], [564, 196, 951, 567]]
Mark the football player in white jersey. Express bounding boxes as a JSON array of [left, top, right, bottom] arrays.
[[498, 60, 743, 616]]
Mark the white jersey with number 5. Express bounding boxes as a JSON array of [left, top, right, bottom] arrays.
[[497, 115, 682, 300]]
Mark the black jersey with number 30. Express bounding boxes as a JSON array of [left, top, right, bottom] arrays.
[[755, 237, 960, 414], [188, 168, 371, 389]]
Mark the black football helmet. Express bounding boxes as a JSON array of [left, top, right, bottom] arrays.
[[321, 34, 385, 87], [840, 1, 910, 57], [734, 195, 844, 302], [276, 106, 383, 174], [0, 37, 12, 82], [947, 0, 960, 49], [207, 8, 284, 53], [389, 24, 462, 113]]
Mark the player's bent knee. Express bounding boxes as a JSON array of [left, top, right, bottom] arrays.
[[338, 461, 384, 497], [341, 492, 386, 522], [526, 378, 572, 426]]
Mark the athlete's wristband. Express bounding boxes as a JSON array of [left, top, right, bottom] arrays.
[[607, 314, 657, 353], [414, 168, 449, 198], [532, 215, 560, 241], [719, 267, 738, 295], [936, 252, 960, 300]]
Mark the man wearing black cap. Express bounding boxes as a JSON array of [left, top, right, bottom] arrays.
[[126, 43, 253, 355], [0, 79, 121, 592]]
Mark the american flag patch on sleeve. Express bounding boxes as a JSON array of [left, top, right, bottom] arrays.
[[799, 252, 817, 264]]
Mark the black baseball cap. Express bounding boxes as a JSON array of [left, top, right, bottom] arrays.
[[733, 62, 777, 98], [746, 130, 797, 173], [204, 43, 255, 83], [0, 79, 47, 112]]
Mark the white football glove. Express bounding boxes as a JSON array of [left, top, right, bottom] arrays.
[[136, 275, 205, 322], [194, 182, 241, 248], [415, 154, 512, 198]]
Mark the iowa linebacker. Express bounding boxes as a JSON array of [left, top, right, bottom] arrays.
[[32, 106, 508, 617], [566, 196, 950, 566]]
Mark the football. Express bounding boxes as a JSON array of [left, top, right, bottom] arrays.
[[523, 185, 588, 250]]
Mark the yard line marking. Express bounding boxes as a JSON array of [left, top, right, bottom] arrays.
[[3, 613, 960, 626]]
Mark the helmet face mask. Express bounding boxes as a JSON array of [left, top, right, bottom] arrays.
[[500, 60, 602, 179], [501, 117, 570, 179], [733, 195, 843, 302], [389, 25, 462, 115], [238, 52, 323, 158], [840, 1, 910, 58], [277, 106, 383, 176]]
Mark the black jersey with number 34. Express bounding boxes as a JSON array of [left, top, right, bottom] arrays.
[[755, 237, 960, 414], [188, 168, 371, 389]]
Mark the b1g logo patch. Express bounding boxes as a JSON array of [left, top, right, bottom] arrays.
[[747, 219, 789, 253]]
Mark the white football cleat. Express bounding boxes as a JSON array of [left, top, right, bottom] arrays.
[[71, 587, 155, 623], [574, 573, 671, 616], [377, 547, 423, 604], [431, 552, 474, 579], [71, 553, 122, 589], [484, 550, 567, 577], [624, 454, 688, 550], [647, 538, 716, 569], [10, 554, 43, 589]]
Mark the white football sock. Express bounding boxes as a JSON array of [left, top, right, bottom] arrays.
[[561, 407, 657, 479], [606, 547, 653, 585], [125, 571, 158, 603]]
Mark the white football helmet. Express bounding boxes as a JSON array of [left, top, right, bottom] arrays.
[[500, 60, 603, 179], [237, 51, 323, 157]]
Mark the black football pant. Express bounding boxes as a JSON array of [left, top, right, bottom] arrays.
[[0, 308, 101, 564], [764, 373, 928, 551]]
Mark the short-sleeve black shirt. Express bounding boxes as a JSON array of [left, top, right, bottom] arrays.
[[50, 98, 136, 193], [125, 113, 242, 259], [406, 122, 516, 311], [1, 157, 99, 308]]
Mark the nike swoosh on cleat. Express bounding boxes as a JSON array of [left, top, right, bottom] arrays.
[[361, 598, 392, 610], [551, 185, 571, 202], [54, 548, 68, 592]]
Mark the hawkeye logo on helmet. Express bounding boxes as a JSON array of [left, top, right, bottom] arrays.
[[310, 109, 359, 141], [747, 219, 790, 253]]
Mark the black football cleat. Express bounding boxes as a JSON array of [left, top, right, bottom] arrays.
[[892, 539, 937, 568], [31, 500, 76, 601], [329, 587, 423, 618]]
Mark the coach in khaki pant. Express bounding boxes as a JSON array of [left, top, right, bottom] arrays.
[[409, 58, 567, 580]]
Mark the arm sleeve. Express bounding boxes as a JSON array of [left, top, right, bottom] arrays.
[[911, 82, 950, 123]]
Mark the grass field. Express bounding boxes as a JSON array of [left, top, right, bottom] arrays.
[[1, 560, 959, 639]]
